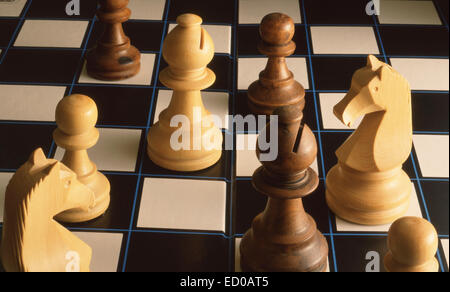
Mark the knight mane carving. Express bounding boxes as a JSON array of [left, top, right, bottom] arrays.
[[0, 148, 94, 272]]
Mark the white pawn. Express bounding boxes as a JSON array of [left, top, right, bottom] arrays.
[[384, 217, 439, 272], [53, 94, 111, 223]]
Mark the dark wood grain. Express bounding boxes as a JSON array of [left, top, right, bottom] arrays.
[[240, 104, 329, 272], [86, 0, 141, 81], [247, 13, 305, 115]]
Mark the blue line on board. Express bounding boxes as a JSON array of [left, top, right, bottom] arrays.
[[301, 0, 338, 273], [373, 12, 446, 273], [0, 0, 33, 65], [121, 0, 172, 272]]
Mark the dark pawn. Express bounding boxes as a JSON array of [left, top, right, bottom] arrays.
[[240, 105, 328, 272], [248, 13, 305, 115], [86, 0, 141, 81]]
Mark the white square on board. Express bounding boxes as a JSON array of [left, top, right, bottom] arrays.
[[413, 135, 449, 178], [0, 0, 27, 17], [15, 20, 89, 48], [236, 134, 318, 177], [378, 0, 442, 25], [137, 177, 227, 232], [238, 58, 309, 90], [319, 93, 362, 130], [54, 128, 142, 172], [0, 85, 66, 121], [168, 24, 232, 54], [310, 26, 379, 55], [239, 0, 302, 24], [0, 172, 14, 223], [78, 53, 156, 86], [441, 239, 449, 270], [74, 232, 123, 272], [390, 58, 449, 91], [154, 90, 230, 129], [128, 0, 166, 20], [335, 183, 423, 232]]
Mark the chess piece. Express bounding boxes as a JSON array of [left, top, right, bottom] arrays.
[[86, 0, 141, 81], [325, 55, 412, 225], [384, 217, 439, 272], [247, 13, 305, 115], [147, 14, 223, 172], [53, 94, 111, 222], [0, 148, 94, 272], [240, 105, 329, 272]]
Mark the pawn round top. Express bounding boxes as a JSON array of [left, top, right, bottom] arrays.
[[55, 94, 98, 136], [388, 217, 438, 266], [162, 13, 214, 71], [99, 0, 129, 10], [260, 13, 295, 45]]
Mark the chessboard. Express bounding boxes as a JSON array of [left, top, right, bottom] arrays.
[[0, 0, 448, 272]]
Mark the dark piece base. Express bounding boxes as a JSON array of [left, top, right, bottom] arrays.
[[240, 216, 329, 272], [86, 43, 141, 81]]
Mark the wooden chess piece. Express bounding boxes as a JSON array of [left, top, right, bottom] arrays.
[[86, 0, 141, 81], [247, 13, 305, 115], [325, 55, 412, 225], [384, 217, 439, 272], [53, 94, 111, 223], [240, 105, 329, 272], [147, 14, 223, 172], [0, 148, 94, 272]]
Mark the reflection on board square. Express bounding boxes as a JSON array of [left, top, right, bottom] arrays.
[[125, 232, 229, 272]]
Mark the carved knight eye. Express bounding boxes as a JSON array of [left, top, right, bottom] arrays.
[[65, 180, 72, 188]]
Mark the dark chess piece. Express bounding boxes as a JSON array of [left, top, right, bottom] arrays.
[[86, 0, 141, 81], [248, 13, 305, 115], [240, 105, 329, 272]]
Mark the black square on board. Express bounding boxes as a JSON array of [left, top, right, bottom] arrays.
[[0, 49, 82, 84], [421, 181, 449, 235], [333, 236, 388, 272], [0, 20, 19, 47], [311, 56, 368, 91], [0, 124, 54, 169], [125, 232, 229, 272], [435, 0, 449, 25], [379, 26, 449, 57], [234, 179, 266, 235], [303, 0, 374, 25], [70, 86, 154, 127], [412, 93, 449, 132], [26, 0, 97, 19], [168, 0, 235, 24]]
